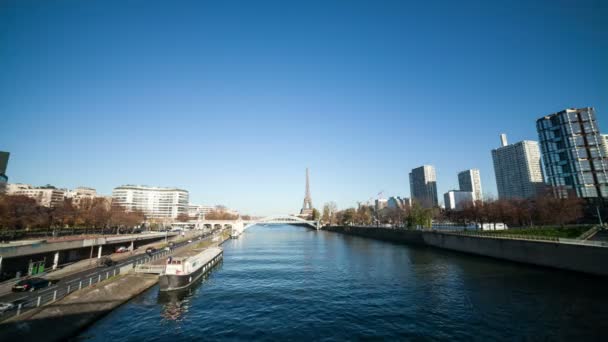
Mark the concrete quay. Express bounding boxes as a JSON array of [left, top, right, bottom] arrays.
[[323, 225, 426, 246], [0, 273, 159, 342], [0, 230, 232, 341], [324, 226, 608, 277]]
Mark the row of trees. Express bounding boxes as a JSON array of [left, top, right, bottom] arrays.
[[443, 195, 585, 227], [0, 195, 145, 231], [323, 202, 435, 228], [320, 193, 587, 228], [176, 209, 241, 222]]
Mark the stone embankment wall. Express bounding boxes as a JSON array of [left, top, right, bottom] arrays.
[[323, 226, 426, 246], [325, 226, 608, 277], [421, 232, 608, 277]]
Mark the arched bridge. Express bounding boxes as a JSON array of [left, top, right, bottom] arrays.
[[243, 215, 320, 230], [192, 215, 320, 237]]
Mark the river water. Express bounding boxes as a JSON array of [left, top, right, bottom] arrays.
[[77, 225, 608, 341]]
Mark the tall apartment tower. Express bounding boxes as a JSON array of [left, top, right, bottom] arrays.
[[491, 134, 545, 199], [409, 165, 438, 208], [537, 107, 608, 198], [458, 169, 483, 202]]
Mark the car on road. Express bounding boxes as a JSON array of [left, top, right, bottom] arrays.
[[12, 277, 51, 292], [115, 246, 128, 253], [0, 302, 15, 314], [145, 247, 157, 256], [97, 256, 116, 267]]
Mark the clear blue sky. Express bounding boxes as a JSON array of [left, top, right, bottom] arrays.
[[1, 0, 607, 216]]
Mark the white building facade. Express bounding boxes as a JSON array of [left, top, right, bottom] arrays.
[[387, 196, 411, 209], [444, 190, 474, 211], [491, 134, 545, 199], [458, 169, 483, 202], [7, 184, 66, 207], [112, 185, 189, 219], [65, 187, 99, 207]]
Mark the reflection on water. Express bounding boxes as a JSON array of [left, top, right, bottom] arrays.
[[80, 225, 608, 341], [157, 261, 223, 322]]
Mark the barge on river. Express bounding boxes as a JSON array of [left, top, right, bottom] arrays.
[[159, 247, 223, 291]]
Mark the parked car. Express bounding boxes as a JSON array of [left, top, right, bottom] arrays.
[[12, 278, 50, 292], [115, 246, 128, 253], [145, 247, 157, 256], [97, 256, 115, 268]]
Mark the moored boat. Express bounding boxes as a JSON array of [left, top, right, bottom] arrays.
[[159, 247, 223, 291]]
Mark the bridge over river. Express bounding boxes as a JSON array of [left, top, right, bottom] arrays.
[[173, 215, 320, 237]]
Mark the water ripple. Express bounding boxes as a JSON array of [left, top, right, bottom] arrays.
[[78, 225, 608, 341]]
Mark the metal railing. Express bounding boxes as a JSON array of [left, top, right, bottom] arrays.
[[578, 226, 600, 240], [437, 230, 560, 242], [0, 232, 212, 322], [557, 238, 608, 247], [436, 230, 608, 247], [134, 265, 166, 274]]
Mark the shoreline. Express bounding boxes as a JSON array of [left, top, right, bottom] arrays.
[[323, 226, 608, 277], [0, 231, 232, 342]]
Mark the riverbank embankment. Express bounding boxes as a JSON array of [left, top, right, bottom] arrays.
[[325, 226, 608, 277], [323, 225, 426, 245], [0, 230, 232, 342], [0, 273, 159, 342]]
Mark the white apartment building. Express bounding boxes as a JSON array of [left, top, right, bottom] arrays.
[[458, 169, 483, 202], [7, 184, 66, 207], [65, 187, 98, 207], [444, 190, 474, 211], [112, 185, 189, 219], [188, 204, 239, 219], [188, 204, 216, 219], [491, 134, 545, 199]]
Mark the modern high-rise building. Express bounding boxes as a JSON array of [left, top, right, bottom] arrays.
[[491, 134, 545, 199], [111, 185, 189, 219], [409, 165, 438, 208], [602, 134, 608, 158], [537, 107, 608, 198], [444, 190, 474, 211], [0, 151, 9, 194], [458, 169, 483, 202]]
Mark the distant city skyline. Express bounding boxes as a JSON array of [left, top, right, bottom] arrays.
[[1, 0, 607, 215]]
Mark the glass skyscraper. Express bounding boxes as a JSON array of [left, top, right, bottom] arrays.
[[537, 107, 608, 199]]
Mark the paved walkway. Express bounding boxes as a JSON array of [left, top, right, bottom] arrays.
[[0, 273, 159, 342]]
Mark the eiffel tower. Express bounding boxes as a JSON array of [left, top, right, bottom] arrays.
[[300, 168, 313, 217]]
